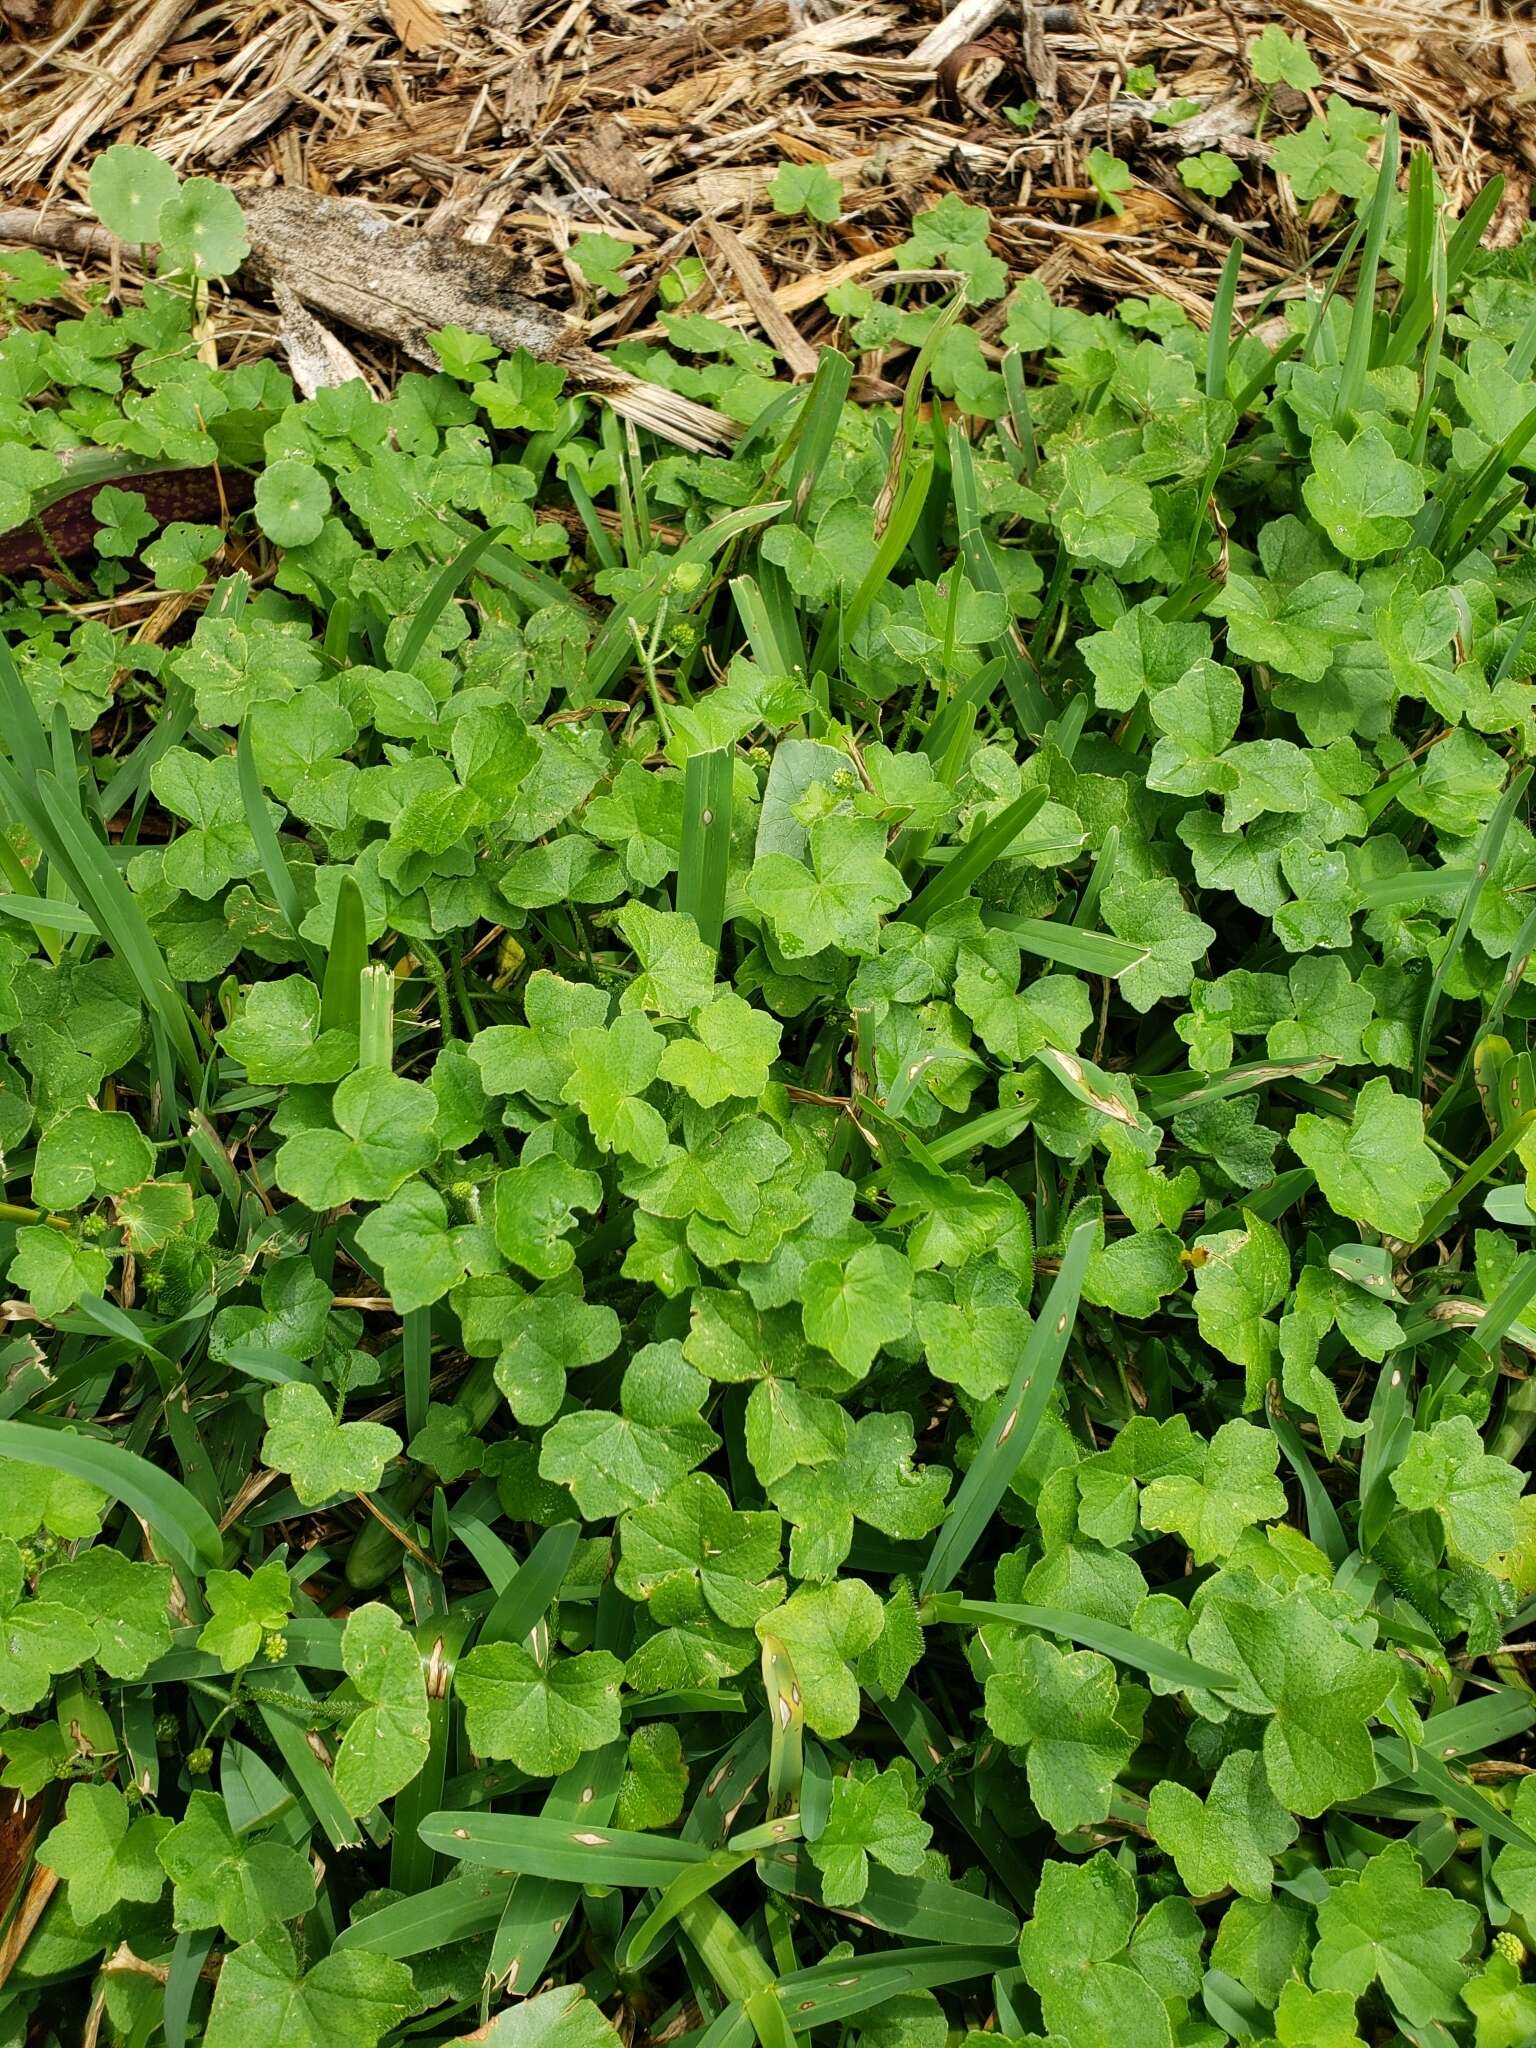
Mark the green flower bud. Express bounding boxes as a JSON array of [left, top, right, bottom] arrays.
[[666, 559, 706, 597]]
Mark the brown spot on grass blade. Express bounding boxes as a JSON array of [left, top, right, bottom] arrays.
[[1034, 1046, 1144, 1127]]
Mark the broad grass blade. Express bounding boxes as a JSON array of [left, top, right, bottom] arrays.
[[0, 1419, 222, 1576], [677, 747, 733, 949], [919, 1218, 1096, 1596], [922, 1593, 1234, 1692], [421, 1810, 713, 1885]]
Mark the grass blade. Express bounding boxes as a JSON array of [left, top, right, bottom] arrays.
[[588, 500, 788, 696], [809, 458, 933, 680], [677, 746, 733, 949], [699, 1944, 1014, 2047], [1384, 171, 1505, 368], [618, 1847, 753, 1970], [397, 521, 502, 674], [358, 961, 395, 1071], [565, 465, 620, 570], [877, 1689, 1036, 1902], [1335, 114, 1399, 422], [900, 790, 1047, 931], [486, 1741, 626, 1992], [758, 1847, 1019, 1946], [682, 1893, 777, 2007], [947, 423, 1050, 735], [744, 1986, 797, 2048], [783, 348, 851, 522], [1230, 329, 1303, 417], [0, 831, 62, 961], [1407, 214, 1448, 468], [402, 1306, 432, 1444], [921, 1104, 1031, 1165], [333, 1875, 511, 1956], [32, 769, 204, 1085], [1142, 1058, 1332, 1118], [1002, 350, 1038, 475], [1374, 1736, 1536, 1855], [1473, 894, 1536, 1055], [420, 1811, 714, 1884], [747, 558, 806, 680], [0, 896, 99, 932], [1358, 1359, 1415, 1553], [0, 634, 52, 784], [761, 1633, 803, 1820], [478, 1521, 581, 1649], [731, 574, 795, 676], [856, 1869, 1019, 1949], [237, 722, 322, 981], [919, 1218, 1096, 1596], [252, 1667, 361, 1850], [1421, 1693, 1536, 1763], [1356, 865, 1475, 911], [1205, 238, 1244, 400], [390, 1613, 472, 1895], [0, 1420, 222, 1577], [982, 912, 1147, 977], [164, 1931, 215, 2048], [921, 1593, 1234, 1692], [319, 873, 368, 1035], [1397, 147, 1435, 326], [1070, 821, 1118, 930], [1267, 1407, 1348, 1565], [1033, 1045, 1149, 1129], [1427, 400, 1536, 557], [919, 660, 997, 766], [773, 1945, 1008, 2029], [1414, 765, 1532, 1096], [1467, 1248, 1536, 1365]]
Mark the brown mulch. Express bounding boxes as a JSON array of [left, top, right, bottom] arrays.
[[0, 1, 1534, 381]]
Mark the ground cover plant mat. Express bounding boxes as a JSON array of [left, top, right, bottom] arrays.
[[5, 77, 1536, 2048]]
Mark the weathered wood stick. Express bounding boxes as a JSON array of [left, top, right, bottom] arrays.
[[0, 186, 739, 452], [240, 187, 738, 453]]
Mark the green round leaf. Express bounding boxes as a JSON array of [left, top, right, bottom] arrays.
[[89, 144, 179, 242], [255, 460, 331, 547], [156, 178, 250, 277]]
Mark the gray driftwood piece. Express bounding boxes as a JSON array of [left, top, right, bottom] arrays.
[[240, 186, 734, 451]]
